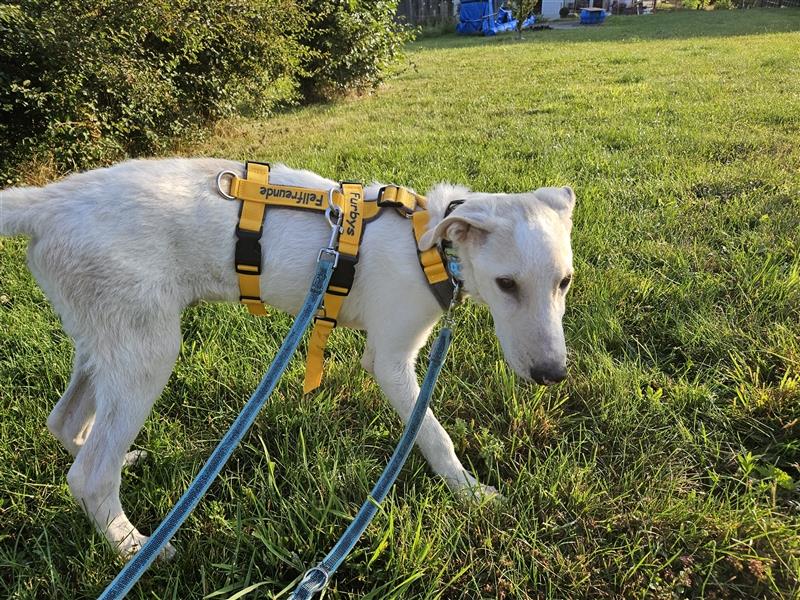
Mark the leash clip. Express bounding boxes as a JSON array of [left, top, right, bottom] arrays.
[[326, 187, 339, 213], [325, 186, 346, 229], [294, 565, 330, 597], [443, 281, 462, 328], [318, 203, 344, 267], [317, 247, 340, 268], [325, 186, 343, 231]]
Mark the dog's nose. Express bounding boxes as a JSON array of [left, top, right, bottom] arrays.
[[529, 365, 567, 385]]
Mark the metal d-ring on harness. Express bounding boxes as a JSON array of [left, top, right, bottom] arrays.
[[97, 176, 461, 599]]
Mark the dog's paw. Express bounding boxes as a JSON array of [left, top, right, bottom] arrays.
[[158, 541, 177, 561], [446, 472, 503, 503], [122, 450, 148, 468], [118, 534, 176, 562], [457, 482, 504, 503]]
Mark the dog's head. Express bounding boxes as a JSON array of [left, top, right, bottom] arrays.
[[420, 185, 575, 385]]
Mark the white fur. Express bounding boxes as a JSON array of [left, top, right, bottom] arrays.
[[0, 158, 575, 558]]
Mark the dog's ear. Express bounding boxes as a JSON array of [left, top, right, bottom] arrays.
[[418, 203, 491, 250], [535, 186, 576, 220]]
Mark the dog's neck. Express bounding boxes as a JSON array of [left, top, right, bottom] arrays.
[[419, 184, 474, 305], [441, 199, 465, 291]]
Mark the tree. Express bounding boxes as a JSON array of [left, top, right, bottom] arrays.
[[509, 0, 537, 38]]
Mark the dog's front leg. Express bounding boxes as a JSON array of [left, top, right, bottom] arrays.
[[369, 332, 497, 498]]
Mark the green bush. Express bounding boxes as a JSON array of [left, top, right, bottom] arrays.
[[298, 0, 415, 100], [0, 1, 411, 183]]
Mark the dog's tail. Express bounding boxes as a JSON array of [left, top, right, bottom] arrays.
[[0, 185, 48, 237]]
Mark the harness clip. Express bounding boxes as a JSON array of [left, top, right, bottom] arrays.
[[377, 185, 416, 218], [444, 281, 462, 328], [235, 228, 263, 274], [319, 204, 344, 268]]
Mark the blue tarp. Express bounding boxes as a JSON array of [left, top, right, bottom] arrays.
[[579, 8, 607, 24], [456, 1, 535, 36]]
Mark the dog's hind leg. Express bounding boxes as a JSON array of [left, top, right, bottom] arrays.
[[46, 345, 146, 465], [369, 325, 497, 498], [66, 315, 181, 559], [360, 340, 376, 375], [47, 351, 96, 458]]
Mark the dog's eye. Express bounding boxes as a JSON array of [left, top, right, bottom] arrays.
[[496, 277, 517, 292], [559, 275, 572, 291]]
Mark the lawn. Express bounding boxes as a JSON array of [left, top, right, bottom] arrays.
[[1, 9, 799, 599]]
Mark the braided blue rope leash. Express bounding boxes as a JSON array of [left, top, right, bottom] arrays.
[[289, 325, 453, 600], [98, 253, 336, 600]]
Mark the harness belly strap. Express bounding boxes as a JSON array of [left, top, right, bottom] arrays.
[[236, 162, 271, 316]]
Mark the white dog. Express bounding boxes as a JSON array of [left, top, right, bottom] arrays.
[[0, 158, 575, 558]]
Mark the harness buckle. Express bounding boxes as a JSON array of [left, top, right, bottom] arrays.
[[328, 253, 357, 294], [377, 185, 416, 217], [235, 228, 263, 274], [313, 315, 337, 327]]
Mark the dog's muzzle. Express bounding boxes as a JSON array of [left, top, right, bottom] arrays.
[[529, 364, 567, 385]]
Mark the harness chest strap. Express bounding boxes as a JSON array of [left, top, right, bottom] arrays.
[[303, 181, 364, 393], [411, 210, 457, 310]]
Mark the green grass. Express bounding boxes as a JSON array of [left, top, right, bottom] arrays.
[[2, 9, 800, 599]]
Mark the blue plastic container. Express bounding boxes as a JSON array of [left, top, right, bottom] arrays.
[[457, 0, 536, 36], [580, 8, 607, 24]]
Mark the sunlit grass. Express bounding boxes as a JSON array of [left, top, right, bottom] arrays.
[[1, 9, 799, 599]]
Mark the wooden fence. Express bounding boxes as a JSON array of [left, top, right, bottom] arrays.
[[396, 0, 456, 27], [395, 0, 800, 26], [740, 0, 800, 6]]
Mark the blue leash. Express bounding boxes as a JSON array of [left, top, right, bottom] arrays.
[[98, 252, 336, 600], [289, 325, 453, 600], [99, 242, 457, 599]]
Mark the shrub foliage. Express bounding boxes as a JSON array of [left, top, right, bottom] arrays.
[[0, 1, 411, 183], [298, 0, 411, 100]]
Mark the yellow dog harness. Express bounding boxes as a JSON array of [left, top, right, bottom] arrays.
[[221, 161, 456, 393]]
